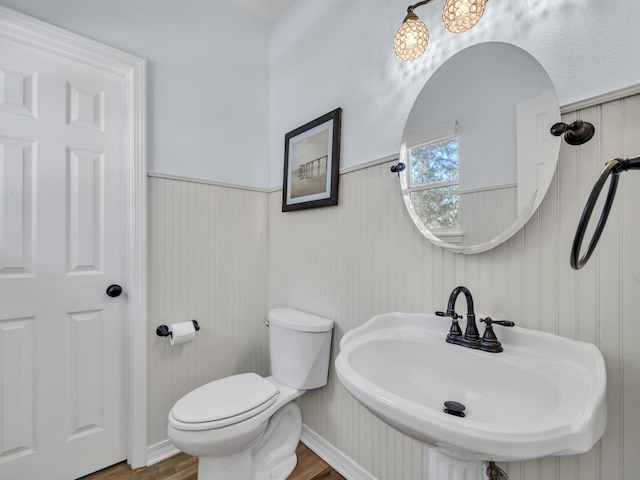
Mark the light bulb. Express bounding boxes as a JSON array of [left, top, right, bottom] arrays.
[[442, 0, 487, 33], [394, 12, 429, 61]]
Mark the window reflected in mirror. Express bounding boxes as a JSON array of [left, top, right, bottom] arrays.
[[408, 136, 459, 231]]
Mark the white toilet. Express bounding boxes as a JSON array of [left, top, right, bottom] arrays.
[[167, 307, 334, 480]]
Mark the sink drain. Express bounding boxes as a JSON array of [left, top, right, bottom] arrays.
[[443, 400, 466, 417]]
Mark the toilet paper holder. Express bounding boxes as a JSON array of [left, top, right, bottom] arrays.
[[156, 320, 200, 337]]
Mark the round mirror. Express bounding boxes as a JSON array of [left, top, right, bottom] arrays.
[[399, 42, 561, 253]]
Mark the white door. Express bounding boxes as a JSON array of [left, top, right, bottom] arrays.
[[0, 31, 128, 480]]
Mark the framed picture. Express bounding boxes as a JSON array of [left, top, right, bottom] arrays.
[[282, 108, 342, 212]]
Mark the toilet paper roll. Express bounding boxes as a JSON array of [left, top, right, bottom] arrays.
[[169, 321, 196, 346]]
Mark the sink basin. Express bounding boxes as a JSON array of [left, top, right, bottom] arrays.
[[335, 312, 607, 462]]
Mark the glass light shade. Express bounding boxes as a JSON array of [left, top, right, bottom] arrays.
[[442, 0, 487, 33], [394, 13, 429, 61]]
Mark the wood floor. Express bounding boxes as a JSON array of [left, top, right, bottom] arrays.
[[79, 443, 345, 480]]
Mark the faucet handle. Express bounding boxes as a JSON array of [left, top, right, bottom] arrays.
[[493, 319, 515, 327], [478, 317, 500, 349], [436, 310, 463, 337], [480, 317, 516, 343], [480, 317, 515, 327], [495, 320, 515, 327], [479, 317, 514, 348]]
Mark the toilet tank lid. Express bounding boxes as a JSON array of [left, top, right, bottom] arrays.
[[268, 308, 334, 332]]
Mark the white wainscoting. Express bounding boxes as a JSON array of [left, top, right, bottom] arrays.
[[269, 93, 640, 480], [459, 186, 517, 246], [147, 176, 270, 447]]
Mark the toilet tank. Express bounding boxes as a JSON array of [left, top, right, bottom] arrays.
[[268, 308, 334, 390]]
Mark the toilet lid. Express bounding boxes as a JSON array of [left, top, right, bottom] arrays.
[[171, 373, 278, 426]]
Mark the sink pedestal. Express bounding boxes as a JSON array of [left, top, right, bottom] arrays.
[[427, 448, 491, 480]]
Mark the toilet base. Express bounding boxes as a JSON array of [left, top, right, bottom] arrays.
[[252, 402, 301, 480], [198, 450, 253, 479], [183, 401, 302, 480]]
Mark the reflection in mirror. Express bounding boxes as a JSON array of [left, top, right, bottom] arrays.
[[399, 42, 562, 253]]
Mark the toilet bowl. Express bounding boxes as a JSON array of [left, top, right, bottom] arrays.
[[167, 308, 334, 480]]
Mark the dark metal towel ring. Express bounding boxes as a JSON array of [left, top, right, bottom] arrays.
[[572, 156, 640, 269]]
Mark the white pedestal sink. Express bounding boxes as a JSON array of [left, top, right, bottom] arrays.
[[335, 313, 607, 479]]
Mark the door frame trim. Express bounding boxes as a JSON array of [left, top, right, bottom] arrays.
[[0, 6, 148, 468]]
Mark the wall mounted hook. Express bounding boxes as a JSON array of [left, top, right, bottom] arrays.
[[550, 119, 595, 145], [390, 162, 405, 176]]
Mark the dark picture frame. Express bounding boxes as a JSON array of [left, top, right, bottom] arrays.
[[282, 108, 342, 212]]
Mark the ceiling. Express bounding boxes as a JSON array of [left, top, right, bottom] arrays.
[[232, 0, 297, 22]]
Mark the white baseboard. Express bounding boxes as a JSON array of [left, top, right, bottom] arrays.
[[146, 438, 180, 467], [301, 425, 376, 480], [146, 425, 376, 480]]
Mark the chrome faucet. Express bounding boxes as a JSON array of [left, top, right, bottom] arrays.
[[436, 286, 514, 353]]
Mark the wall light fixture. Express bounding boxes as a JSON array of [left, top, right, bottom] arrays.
[[394, 0, 488, 61]]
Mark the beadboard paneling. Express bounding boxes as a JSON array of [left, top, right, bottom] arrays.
[[147, 177, 270, 445], [269, 93, 640, 479], [459, 186, 517, 246]]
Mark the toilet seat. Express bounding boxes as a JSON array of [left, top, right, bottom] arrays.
[[169, 373, 278, 431]]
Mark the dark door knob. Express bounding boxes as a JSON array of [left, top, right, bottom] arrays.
[[106, 284, 123, 297]]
